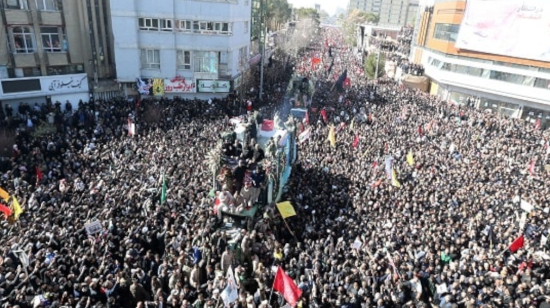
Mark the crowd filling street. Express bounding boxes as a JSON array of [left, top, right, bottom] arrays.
[[1, 26, 550, 308]]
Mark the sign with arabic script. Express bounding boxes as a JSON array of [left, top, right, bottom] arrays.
[[197, 80, 231, 93], [41, 73, 89, 94], [164, 76, 196, 93]]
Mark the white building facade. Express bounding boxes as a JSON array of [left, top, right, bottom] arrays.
[[110, 0, 251, 98]]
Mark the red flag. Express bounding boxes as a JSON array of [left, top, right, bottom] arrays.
[[36, 167, 43, 182], [372, 161, 378, 174], [371, 179, 382, 187], [273, 267, 302, 307], [535, 118, 541, 130], [261, 120, 274, 131], [338, 122, 346, 132], [509, 235, 524, 253], [303, 110, 309, 126], [0, 203, 11, 218], [352, 135, 359, 148], [527, 159, 536, 175], [320, 109, 328, 123], [418, 124, 423, 137], [343, 77, 351, 88]]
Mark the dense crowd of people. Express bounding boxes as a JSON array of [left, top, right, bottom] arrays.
[[1, 25, 550, 308]]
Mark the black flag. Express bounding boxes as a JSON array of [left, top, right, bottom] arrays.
[[327, 60, 334, 74], [334, 69, 347, 92]]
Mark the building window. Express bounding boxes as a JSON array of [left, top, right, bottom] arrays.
[[222, 22, 230, 34], [193, 51, 218, 73], [238, 46, 248, 64], [41, 27, 62, 52], [11, 26, 35, 53], [140, 49, 160, 69], [433, 23, 459, 42], [35, 0, 57, 11], [160, 19, 173, 31], [177, 50, 191, 70], [244, 21, 248, 33], [534, 78, 550, 89], [138, 18, 159, 31], [5, 0, 29, 9], [220, 52, 229, 65], [176, 20, 192, 32]]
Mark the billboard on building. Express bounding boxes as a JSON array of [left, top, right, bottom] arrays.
[[164, 76, 196, 93], [197, 80, 231, 93], [455, 0, 550, 62], [136, 78, 164, 95], [151, 79, 164, 96]]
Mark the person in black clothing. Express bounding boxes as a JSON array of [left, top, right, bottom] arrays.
[[233, 160, 247, 193], [251, 144, 265, 165]]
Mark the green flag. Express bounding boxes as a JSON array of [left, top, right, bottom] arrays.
[[160, 174, 167, 205]]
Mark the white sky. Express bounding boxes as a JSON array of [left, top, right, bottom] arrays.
[[287, 0, 434, 16], [287, 0, 349, 16]]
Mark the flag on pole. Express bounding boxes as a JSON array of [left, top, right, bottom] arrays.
[[221, 265, 239, 306], [0, 203, 12, 218], [276, 201, 297, 219], [160, 174, 167, 204], [385, 156, 393, 179], [320, 109, 328, 123], [12, 197, 23, 220], [303, 110, 309, 126], [128, 118, 136, 136], [509, 235, 524, 253], [352, 135, 359, 148], [391, 169, 401, 188], [298, 127, 312, 144], [334, 69, 348, 92], [407, 152, 415, 166], [343, 77, 351, 88], [535, 118, 541, 130], [36, 167, 43, 182], [327, 125, 336, 147], [527, 159, 536, 175], [0, 187, 9, 201], [273, 267, 302, 307]]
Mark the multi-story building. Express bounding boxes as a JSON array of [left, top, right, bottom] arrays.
[[348, 0, 418, 27], [412, 0, 550, 126], [250, 0, 262, 60], [110, 0, 251, 98], [0, 0, 117, 109]]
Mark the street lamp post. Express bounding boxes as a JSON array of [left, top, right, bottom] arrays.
[[259, 0, 266, 100]]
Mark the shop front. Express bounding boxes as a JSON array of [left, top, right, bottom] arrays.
[[0, 73, 89, 111]]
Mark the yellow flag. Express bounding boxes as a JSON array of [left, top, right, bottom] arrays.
[[327, 125, 336, 147], [12, 197, 23, 220], [276, 201, 297, 219], [407, 152, 415, 166], [350, 118, 355, 131], [391, 169, 401, 188], [0, 187, 9, 201]]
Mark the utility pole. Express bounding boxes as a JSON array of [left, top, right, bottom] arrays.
[[259, 0, 266, 100], [374, 44, 381, 79]]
